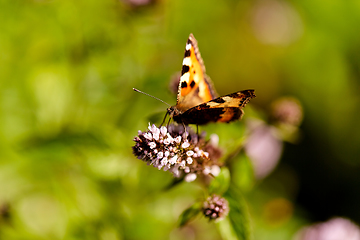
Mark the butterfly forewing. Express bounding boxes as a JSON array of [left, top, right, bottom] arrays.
[[176, 34, 218, 112]]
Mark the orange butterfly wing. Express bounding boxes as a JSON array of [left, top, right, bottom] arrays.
[[175, 34, 218, 112]]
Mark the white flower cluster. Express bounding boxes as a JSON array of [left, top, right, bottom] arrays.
[[134, 124, 210, 180]]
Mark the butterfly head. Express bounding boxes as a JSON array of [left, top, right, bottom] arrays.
[[167, 106, 182, 119]]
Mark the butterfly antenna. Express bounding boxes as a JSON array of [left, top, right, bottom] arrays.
[[133, 88, 171, 107]]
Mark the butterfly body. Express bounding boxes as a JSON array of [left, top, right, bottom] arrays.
[[168, 34, 256, 125]]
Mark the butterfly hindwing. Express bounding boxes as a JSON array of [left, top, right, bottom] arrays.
[[173, 90, 256, 125], [176, 34, 218, 112]]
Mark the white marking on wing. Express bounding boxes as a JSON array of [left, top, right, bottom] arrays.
[[206, 102, 219, 107], [185, 43, 191, 51], [182, 57, 191, 66], [221, 96, 232, 102], [180, 72, 190, 82]]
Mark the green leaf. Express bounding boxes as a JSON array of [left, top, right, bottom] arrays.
[[178, 202, 202, 227], [231, 154, 255, 192], [223, 185, 251, 240], [216, 217, 238, 240], [208, 167, 231, 195]]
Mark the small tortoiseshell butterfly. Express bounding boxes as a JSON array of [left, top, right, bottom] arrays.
[[167, 33, 256, 125]]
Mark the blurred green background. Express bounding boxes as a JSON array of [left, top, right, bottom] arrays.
[[1, 0, 360, 239]]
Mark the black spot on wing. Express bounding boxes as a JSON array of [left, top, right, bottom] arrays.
[[184, 50, 191, 58], [211, 97, 226, 103], [181, 81, 188, 88], [181, 65, 190, 75], [190, 80, 195, 88], [228, 92, 241, 98]]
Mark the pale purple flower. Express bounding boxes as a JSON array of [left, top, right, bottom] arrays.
[[203, 166, 211, 175], [210, 165, 221, 176], [143, 132, 152, 141], [174, 136, 182, 144], [160, 126, 167, 136], [186, 150, 194, 157], [182, 142, 190, 148], [148, 142, 156, 149], [245, 119, 283, 179], [203, 194, 229, 221], [294, 217, 360, 240], [157, 152, 163, 159], [184, 173, 197, 182], [169, 155, 177, 165]]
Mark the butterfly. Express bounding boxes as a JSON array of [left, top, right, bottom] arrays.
[[167, 33, 256, 125]]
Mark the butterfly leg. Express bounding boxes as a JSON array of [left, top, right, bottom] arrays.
[[181, 121, 189, 139], [196, 124, 200, 143], [160, 112, 169, 127], [166, 117, 172, 127]]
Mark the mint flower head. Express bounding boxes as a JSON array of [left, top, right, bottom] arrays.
[[203, 194, 229, 221], [132, 123, 222, 181]]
